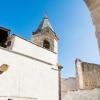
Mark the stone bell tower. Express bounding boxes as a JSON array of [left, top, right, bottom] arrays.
[[84, 0, 100, 52], [32, 15, 58, 53]]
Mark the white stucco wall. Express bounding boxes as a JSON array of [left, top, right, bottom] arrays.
[[12, 35, 57, 66], [0, 47, 59, 100], [0, 96, 37, 100]]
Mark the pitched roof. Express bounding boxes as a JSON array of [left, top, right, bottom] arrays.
[[37, 15, 54, 31], [33, 15, 59, 40]]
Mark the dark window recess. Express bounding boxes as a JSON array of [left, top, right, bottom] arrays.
[[0, 29, 8, 48], [43, 40, 50, 49], [8, 99, 12, 100]]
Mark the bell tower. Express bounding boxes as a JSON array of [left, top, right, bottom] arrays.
[[32, 15, 58, 53]]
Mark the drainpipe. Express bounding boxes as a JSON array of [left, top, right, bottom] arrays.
[[58, 65, 63, 100]]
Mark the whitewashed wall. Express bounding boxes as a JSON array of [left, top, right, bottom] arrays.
[[0, 48, 59, 100], [12, 36, 57, 66], [0, 96, 37, 100]]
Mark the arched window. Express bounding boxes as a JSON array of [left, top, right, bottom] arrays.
[[43, 40, 50, 49]]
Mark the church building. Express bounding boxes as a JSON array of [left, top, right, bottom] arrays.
[[0, 15, 61, 100]]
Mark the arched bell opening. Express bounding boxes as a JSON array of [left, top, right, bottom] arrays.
[[43, 40, 50, 50]]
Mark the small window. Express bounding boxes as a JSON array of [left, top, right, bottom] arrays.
[[43, 40, 50, 49], [8, 99, 12, 100]]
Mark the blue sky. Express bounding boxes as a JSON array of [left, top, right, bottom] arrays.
[[0, 0, 100, 78]]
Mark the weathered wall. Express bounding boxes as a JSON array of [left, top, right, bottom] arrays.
[[0, 46, 59, 100], [85, 0, 100, 51], [76, 59, 100, 90], [63, 88, 100, 100]]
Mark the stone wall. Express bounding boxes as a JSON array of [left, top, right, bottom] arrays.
[[63, 88, 100, 100], [61, 59, 100, 100], [85, 0, 100, 51], [32, 27, 58, 53], [76, 59, 100, 90]]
